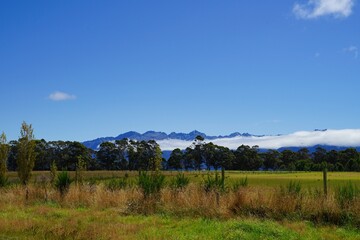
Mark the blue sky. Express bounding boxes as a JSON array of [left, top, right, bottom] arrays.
[[0, 0, 359, 141]]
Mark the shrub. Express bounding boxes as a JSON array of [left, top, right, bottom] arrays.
[[55, 171, 72, 198], [231, 177, 248, 192], [281, 180, 301, 195], [138, 171, 165, 199], [202, 171, 225, 193], [336, 181, 359, 208], [0, 174, 8, 187], [105, 177, 128, 191], [169, 172, 190, 190]]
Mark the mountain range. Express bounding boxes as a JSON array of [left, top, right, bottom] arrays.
[[83, 129, 360, 153], [82, 130, 256, 150]]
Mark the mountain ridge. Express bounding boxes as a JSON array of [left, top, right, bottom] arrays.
[[83, 130, 257, 150]]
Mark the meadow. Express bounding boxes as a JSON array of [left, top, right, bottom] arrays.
[[1, 171, 360, 239]]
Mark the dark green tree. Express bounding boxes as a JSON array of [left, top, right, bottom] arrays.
[[168, 148, 184, 170], [233, 145, 263, 170], [97, 142, 119, 170], [262, 149, 281, 170]]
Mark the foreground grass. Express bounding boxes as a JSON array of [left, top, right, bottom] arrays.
[[0, 204, 359, 240]]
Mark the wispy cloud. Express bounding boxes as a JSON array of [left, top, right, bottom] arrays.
[[157, 129, 360, 150], [343, 46, 359, 59], [293, 0, 355, 19], [48, 91, 77, 101]]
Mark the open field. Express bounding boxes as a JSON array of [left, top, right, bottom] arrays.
[[5, 170, 360, 189], [0, 205, 360, 240], [2, 171, 360, 239]]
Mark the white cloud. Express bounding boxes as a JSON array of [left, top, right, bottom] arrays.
[[49, 91, 76, 101], [293, 0, 355, 19], [157, 129, 360, 150], [344, 46, 359, 58]]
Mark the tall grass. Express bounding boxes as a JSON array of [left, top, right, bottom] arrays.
[[335, 181, 359, 208], [1, 174, 360, 227]]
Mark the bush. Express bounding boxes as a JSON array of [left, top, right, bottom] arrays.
[[202, 172, 225, 193], [231, 177, 248, 192], [0, 174, 8, 187], [138, 171, 165, 199], [169, 172, 190, 190], [336, 181, 359, 208], [105, 177, 128, 191], [281, 180, 301, 195], [55, 171, 72, 198]]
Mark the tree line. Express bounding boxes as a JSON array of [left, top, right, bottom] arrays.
[[1, 127, 360, 173]]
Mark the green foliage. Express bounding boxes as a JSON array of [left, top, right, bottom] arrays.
[[50, 160, 57, 185], [231, 176, 248, 192], [105, 177, 128, 191], [75, 156, 86, 184], [281, 180, 302, 195], [55, 171, 72, 198], [137, 171, 165, 198], [16, 122, 36, 185], [169, 172, 190, 190], [335, 181, 359, 208], [0, 132, 9, 187], [202, 171, 225, 192], [0, 174, 9, 187]]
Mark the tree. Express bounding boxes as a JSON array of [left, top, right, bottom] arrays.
[[17, 122, 36, 199], [233, 145, 263, 170], [167, 148, 184, 170], [185, 135, 204, 170], [262, 149, 280, 170], [0, 132, 9, 186], [97, 142, 119, 170]]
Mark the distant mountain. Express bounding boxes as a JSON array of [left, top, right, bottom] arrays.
[[83, 129, 360, 156], [83, 130, 256, 150]]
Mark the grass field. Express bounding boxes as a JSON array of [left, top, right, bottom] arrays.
[[2, 170, 360, 239], [6, 170, 360, 189], [0, 204, 360, 240]]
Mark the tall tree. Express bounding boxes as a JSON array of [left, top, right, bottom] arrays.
[[0, 132, 9, 185], [17, 122, 36, 199], [168, 148, 184, 170], [97, 142, 119, 170]]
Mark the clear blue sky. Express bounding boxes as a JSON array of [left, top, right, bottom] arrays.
[[0, 0, 359, 141]]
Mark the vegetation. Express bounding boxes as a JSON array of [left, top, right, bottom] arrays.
[[0, 132, 9, 187], [55, 171, 72, 198], [2, 123, 360, 238]]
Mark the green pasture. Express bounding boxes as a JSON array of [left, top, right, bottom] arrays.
[[5, 170, 360, 189], [0, 205, 359, 240]]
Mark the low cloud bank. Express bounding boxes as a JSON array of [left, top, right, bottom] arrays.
[[157, 129, 360, 151]]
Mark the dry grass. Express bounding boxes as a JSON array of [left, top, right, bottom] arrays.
[[1, 180, 360, 227]]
